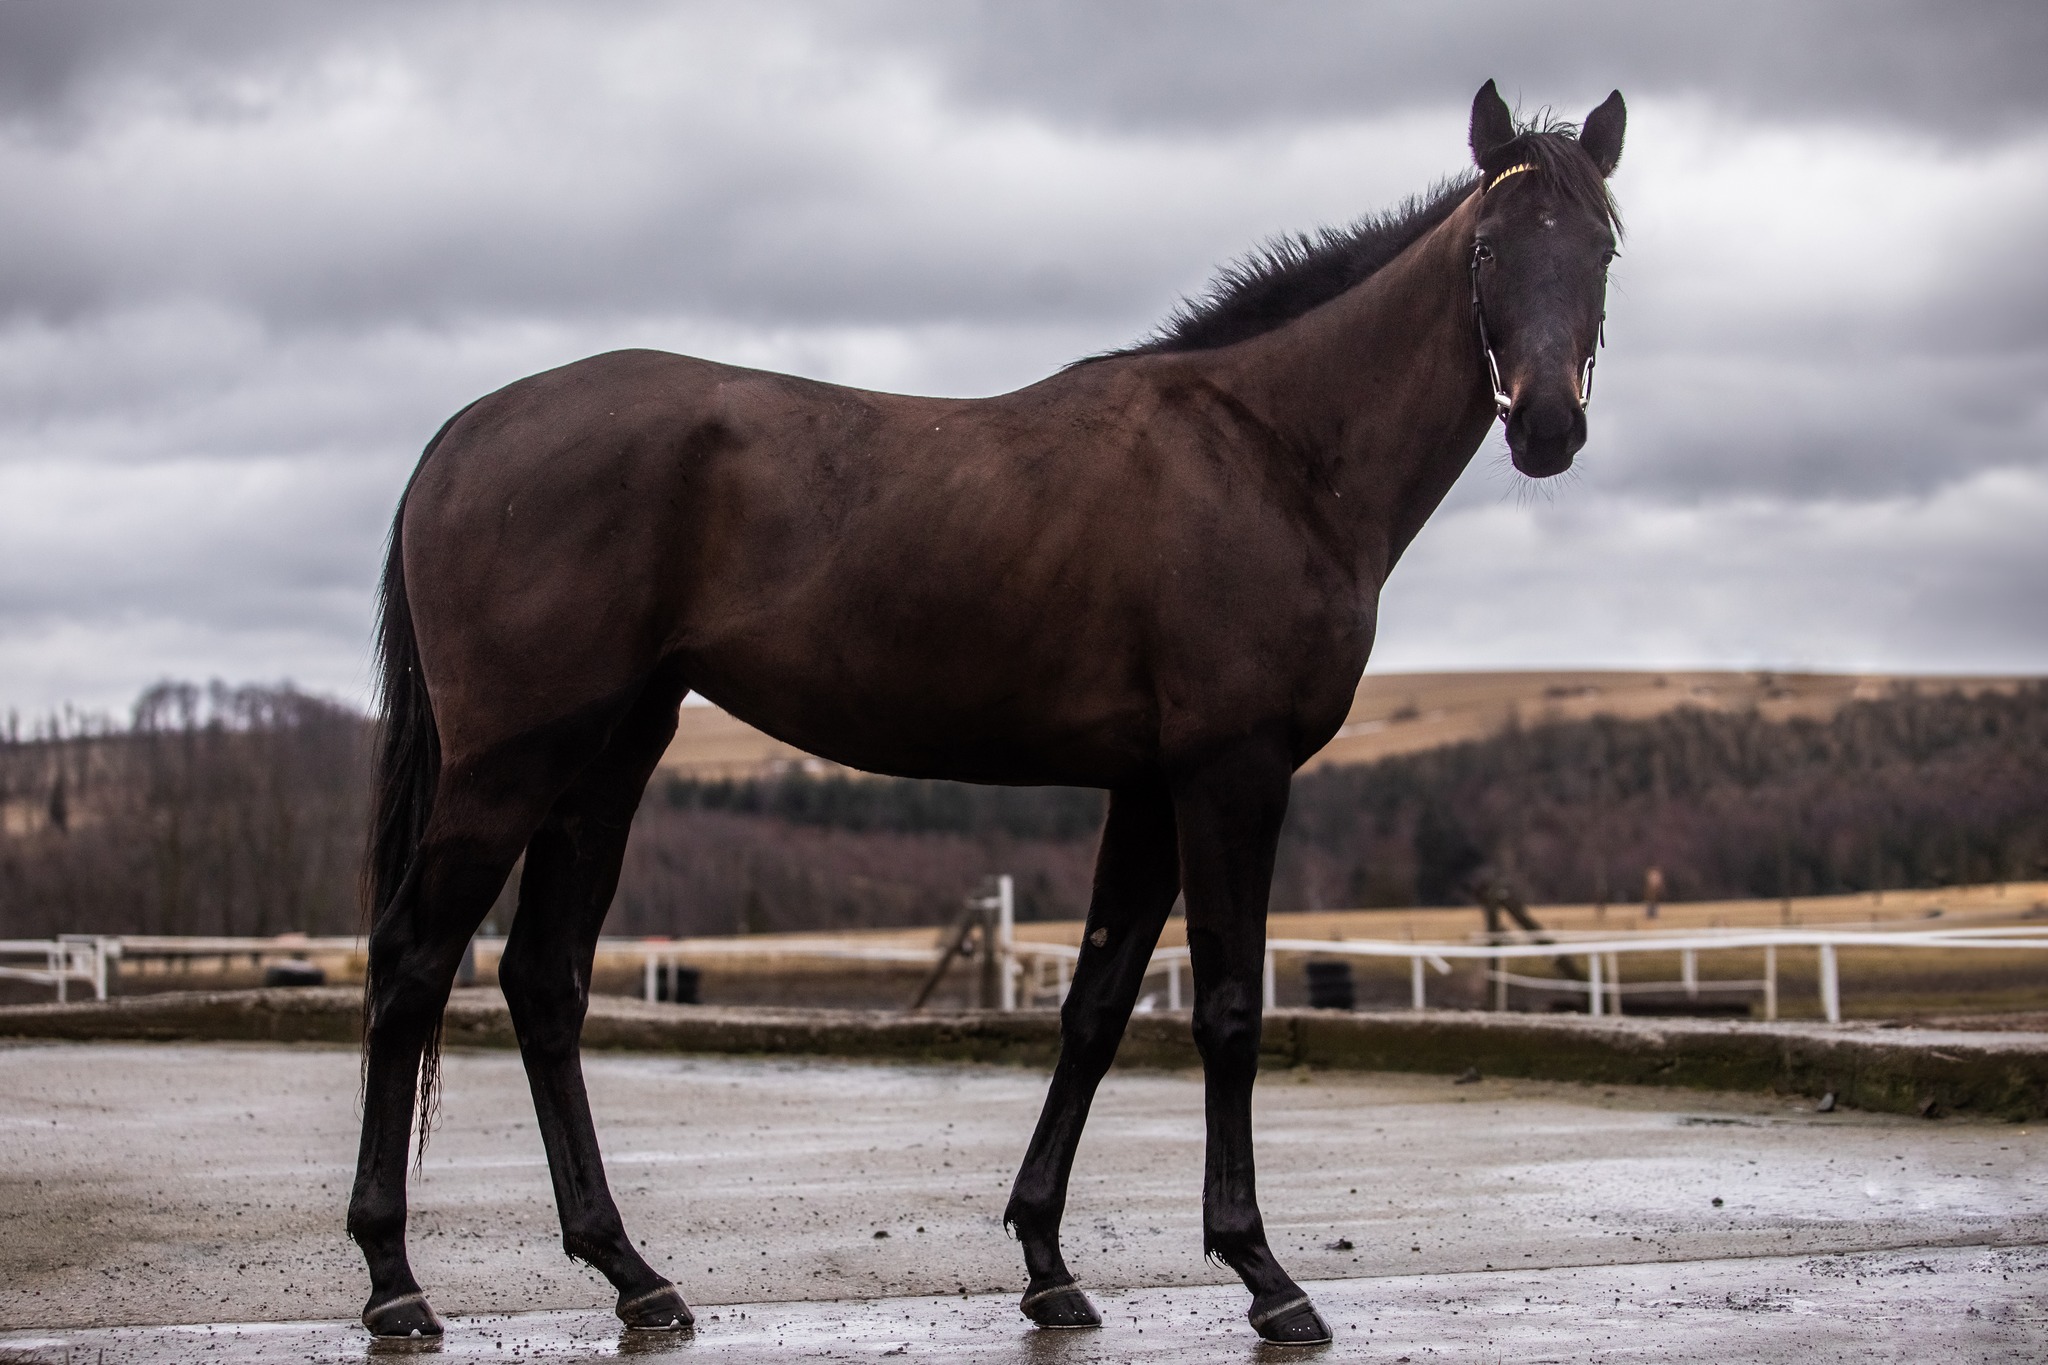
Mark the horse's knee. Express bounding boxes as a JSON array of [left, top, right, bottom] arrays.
[[1190, 983, 1260, 1069]]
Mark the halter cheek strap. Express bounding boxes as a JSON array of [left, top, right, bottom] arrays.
[[1469, 246, 1513, 421]]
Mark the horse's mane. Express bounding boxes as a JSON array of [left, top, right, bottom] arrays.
[[1102, 118, 1619, 359]]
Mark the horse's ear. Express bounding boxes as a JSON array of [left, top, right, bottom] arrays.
[[1580, 90, 1626, 177], [1470, 80, 1517, 166]]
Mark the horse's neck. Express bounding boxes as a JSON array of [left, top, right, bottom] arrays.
[[1211, 192, 1496, 579]]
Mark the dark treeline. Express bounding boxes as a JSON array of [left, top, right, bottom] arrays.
[[0, 682, 370, 938], [640, 684, 2048, 919], [1279, 682, 2048, 908], [5, 680, 2043, 939]]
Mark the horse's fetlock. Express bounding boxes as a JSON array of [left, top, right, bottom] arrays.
[[347, 1197, 404, 1249], [561, 1216, 628, 1269], [1203, 1207, 1267, 1258]]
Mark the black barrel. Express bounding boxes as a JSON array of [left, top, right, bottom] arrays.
[[656, 963, 702, 1005], [1304, 959, 1355, 1010], [263, 959, 326, 988]]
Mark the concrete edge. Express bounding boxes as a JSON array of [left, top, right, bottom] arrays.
[[2, 987, 2042, 1120]]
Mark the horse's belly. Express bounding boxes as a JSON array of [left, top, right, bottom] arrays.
[[684, 634, 1157, 788]]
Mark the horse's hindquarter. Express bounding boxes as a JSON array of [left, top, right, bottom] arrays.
[[403, 350, 1371, 780]]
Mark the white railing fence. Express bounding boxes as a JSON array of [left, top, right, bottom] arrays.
[[0, 936, 116, 1002], [6, 895, 2044, 1025]]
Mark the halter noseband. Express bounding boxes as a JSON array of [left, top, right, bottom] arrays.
[[1470, 161, 1606, 425]]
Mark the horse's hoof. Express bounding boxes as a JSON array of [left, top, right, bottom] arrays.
[[362, 1289, 444, 1339], [1020, 1279, 1101, 1329], [1248, 1293, 1332, 1345], [617, 1282, 695, 1331]]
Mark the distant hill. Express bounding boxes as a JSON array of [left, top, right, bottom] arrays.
[[659, 669, 2027, 780]]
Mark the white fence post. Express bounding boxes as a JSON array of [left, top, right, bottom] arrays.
[[1607, 952, 1623, 1015], [643, 953, 658, 1003], [1819, 943, 1841, 1023], [1764, 944, 1778, 1021], [1262, 948, 1276, 1011], [1681, 948, 1698, 999], [997, 874, 1016, 1012], [1410, 955, 1426, 1010], [1587, 953, 1603, 1017], [1167, 959, 1182, 1010]]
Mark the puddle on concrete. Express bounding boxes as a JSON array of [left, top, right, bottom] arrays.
[[3, 1244, 2040, 1364]]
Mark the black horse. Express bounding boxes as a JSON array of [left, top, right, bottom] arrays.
[[348, 79, 1624, 1345]]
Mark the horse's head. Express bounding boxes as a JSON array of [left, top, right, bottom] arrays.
[[1467, 80, 1625, 479]]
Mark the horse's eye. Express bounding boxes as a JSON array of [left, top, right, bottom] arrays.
[[1474, 242, 1495, 263], [1601, 249, 1617, 265]]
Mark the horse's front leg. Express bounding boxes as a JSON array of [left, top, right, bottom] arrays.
[[1175, 741, 1334, 1345], [1004, 779, 1179, 1328]]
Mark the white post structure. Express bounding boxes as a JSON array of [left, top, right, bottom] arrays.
[[1587, 953, 1604, 1017], [1262, 947, 1276, 1011], [1493, 951, 1508, 1011], [1681, 948, 1698, 999], [1763, 944, 1778, 1021], [996, 874, 1017, 1012], [1167, 959, 1182, 1010], [1818, 942, 1841, 1023], [643, 953, 658, 1003], [1607, 952, 1623, 1015]]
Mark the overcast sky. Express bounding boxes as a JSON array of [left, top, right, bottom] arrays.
[[2, 0, 2045, 718]]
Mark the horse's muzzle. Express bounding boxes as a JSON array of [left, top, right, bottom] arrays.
[[1505, 391, 1586, 478]]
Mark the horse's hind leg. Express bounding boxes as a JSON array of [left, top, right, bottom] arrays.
[[1175, 740, 1332, 1345], [497, 684, 692, 1330], [349, 749, 565, 1338], [1003, 779, 1179, 1329]]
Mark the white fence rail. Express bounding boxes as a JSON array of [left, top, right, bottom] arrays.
[[0, 936, 116, 1002], [6, 909, 2044, 1024], [1261, 926, 2048, 1023]]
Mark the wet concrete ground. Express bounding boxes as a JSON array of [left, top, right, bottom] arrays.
[[2, 1042, 2043, 1360]]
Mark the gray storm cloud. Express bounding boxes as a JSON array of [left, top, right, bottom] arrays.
[[1, 1, 2044, 713]]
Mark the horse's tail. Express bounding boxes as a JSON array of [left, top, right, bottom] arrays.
[[362, 413, 461, 1153]]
